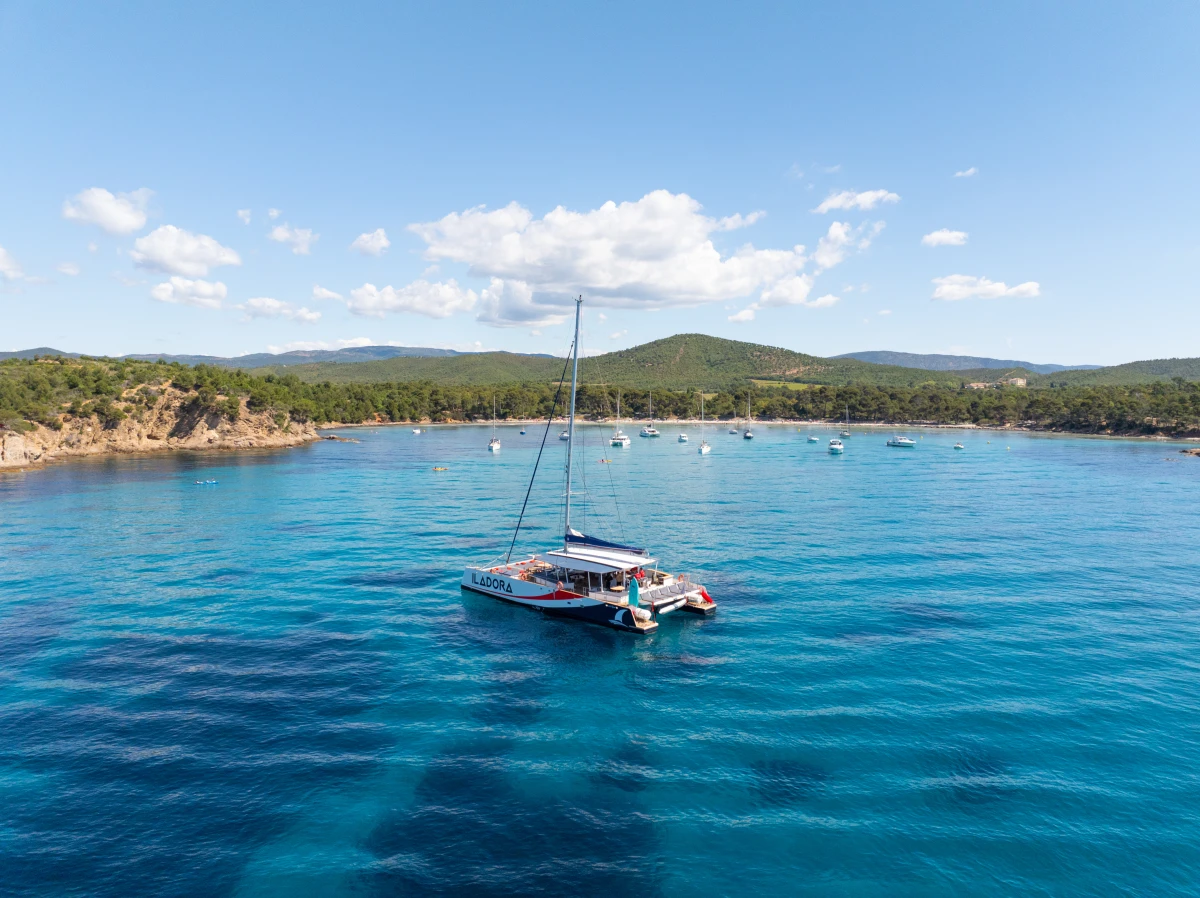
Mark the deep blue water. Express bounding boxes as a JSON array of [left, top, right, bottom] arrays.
[[2, 424, 1199, 896]]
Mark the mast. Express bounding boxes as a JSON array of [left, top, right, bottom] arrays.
[[564, 296, 582, 543]]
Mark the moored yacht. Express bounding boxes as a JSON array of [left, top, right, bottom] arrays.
[[640, 391, 660, 437], [887, 436, 916, 447], [829, 438, 844, 454], [487, 394, 501, 452], [697, 392, 711, 455], [610, 390, 631, 446], [462, 298, 716, 634], [807, 435, 819, 443], [678, 433, 689, 442], [953, 442, 965, 450], [743, 395, 754, 439]]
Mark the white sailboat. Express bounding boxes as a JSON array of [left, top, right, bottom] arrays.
[[639, 391, 660, 437], [840, 404, 851, 437], [743, 393, 754, 439], [487, 395, 501, 452], [698, 392, 711, 455], [462, 297, 716, 634], [611, 389, 631, 446]]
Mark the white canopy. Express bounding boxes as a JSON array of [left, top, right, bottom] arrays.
[[536, 546, 655, 575]]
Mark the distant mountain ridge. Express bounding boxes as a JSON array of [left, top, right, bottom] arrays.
[[0, 345, 551, 367], [835, 350, 1101, 374]]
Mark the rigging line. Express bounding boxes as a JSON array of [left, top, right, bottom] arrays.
[[506, 343, 574, 565]]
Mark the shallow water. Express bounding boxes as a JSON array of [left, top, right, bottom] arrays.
[[2, 424, 1199, 896]]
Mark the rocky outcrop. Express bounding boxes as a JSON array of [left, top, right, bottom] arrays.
[[0, 386, 318, 470]]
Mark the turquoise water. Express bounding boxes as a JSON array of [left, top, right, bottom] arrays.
[[2, 424, 1199, 896]]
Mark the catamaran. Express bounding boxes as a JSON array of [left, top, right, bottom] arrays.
[[611, 390, 631, 446], [487, 395, 501, 453], [462, 298, 716, 634], [698, 393, 711, 455], [639, 391, 660, 437]]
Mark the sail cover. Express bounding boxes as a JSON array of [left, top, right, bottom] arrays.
[[565, 528, 647, 556]]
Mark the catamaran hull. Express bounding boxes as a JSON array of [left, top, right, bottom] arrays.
[[461, 568, 651, 633]]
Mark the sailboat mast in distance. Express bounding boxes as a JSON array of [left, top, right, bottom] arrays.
[[563, 296, 582, 544]]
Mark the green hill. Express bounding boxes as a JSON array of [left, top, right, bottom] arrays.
[[1038, 358, 1200, 386], [252, 334, 976, 389]]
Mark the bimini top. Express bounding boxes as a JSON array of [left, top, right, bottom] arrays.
[[537, 546, 656, 575]]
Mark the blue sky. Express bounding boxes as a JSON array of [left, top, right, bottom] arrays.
[[1, 1, 1196, 365]]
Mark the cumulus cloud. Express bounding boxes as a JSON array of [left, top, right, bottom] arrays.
[[131, 225, 241, 276], [609, 329, 628, 340], [931, 275, 1040, 301], [727, 308, 756, 322], [268, 208, 281, 220], [346, 279, 478, 319], [239, 297, 321, 322], [813, 189, 899, 213], [57, 262, 80, 276], [954, 167, 979, 178], [349, 228, 390, 256], [62, 187, 152, 234], [267, 337, 375, 352], [813, 221, 884, 271], [237, 209, 252, 224], [0, 246, 24, 280], [150, 277, 227, 309], [268, 223, 318, 255], [922, 228, 968, 247], [407, 190, 808, 327], [807, 294, 840, 308], [759, 274, 815, 307], [312, 284, 343, 301]]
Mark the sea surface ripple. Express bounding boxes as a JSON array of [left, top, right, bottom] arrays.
[[2, 425, 1199, 896]]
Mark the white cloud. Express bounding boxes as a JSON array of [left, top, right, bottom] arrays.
[[237, 209, 252, 224], [814, 189, 899, 213], [715, 211, 765, 231], [786, 163, 804, 180], [609, 329, 628, 339], [57, 262, 80, 276], [268, 208, 281, 220], [813, 221, 883, 271], [922, 228, 968, 247], [728, 308, 755, 322], [267, 337, 375, 352], [954, 167, 979, 178], [0, 246, 23, 280], [807, 294, 840, 309], [822, 164, 842, 174], [597, 312, 607, 321], [931, 275, 1040, 301], [346, 279, 478, 319], [759, 274, 814, 307], [349, 228, 390, 256], [312, 284, 343, 301], [87, 242, 98, 253], [239, 297, 321, 322], [150, 277, 227, 309], [268, 223, 318, 255], [131, 225, 241, 276], [62, 187, 152, 235], [408, 190, 808, 327], [878, 309, 892, 316]]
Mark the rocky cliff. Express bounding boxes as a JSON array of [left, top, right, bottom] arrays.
[[0, 385, 318, 470]]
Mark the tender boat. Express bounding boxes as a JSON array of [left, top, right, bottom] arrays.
[[487, 395, 501, 453], [698, 393, 711, 455], [678, 433, 688, 442], [953, 442, 965, 450], [611, 390, 631, 446], [462, 297, 716, 634], [412, 428, 422, 434], [829, 438, 844, 454], [887, 436, 916, 448], [559, 430, 571, 441], [807, 435, 819, 443], [640, 391, 661, 437]]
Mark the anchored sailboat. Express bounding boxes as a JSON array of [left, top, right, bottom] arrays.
[[640, 391, 660, 437], [698, 392, 711, 455], [488, 394, 501, 452], [611, 389, 630, 446], [462, 298, 716, 634], [743, 393, 754, 439]]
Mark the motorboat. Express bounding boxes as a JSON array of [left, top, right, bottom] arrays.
[[462, 297, 716, 634], [887, 436, 916, 448], [807, 435, 819, 443], [953, 442, 965, 450], [678, 433, 689, 443], [829, 438, 844, 454], [559, 430, 571, 441], [412, 428, 422, 434]]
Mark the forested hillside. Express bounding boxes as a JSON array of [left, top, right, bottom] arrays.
[[4, 356, 1199, 438]]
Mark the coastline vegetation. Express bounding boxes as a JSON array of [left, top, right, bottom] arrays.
[[3, 355, 1200, 438]]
